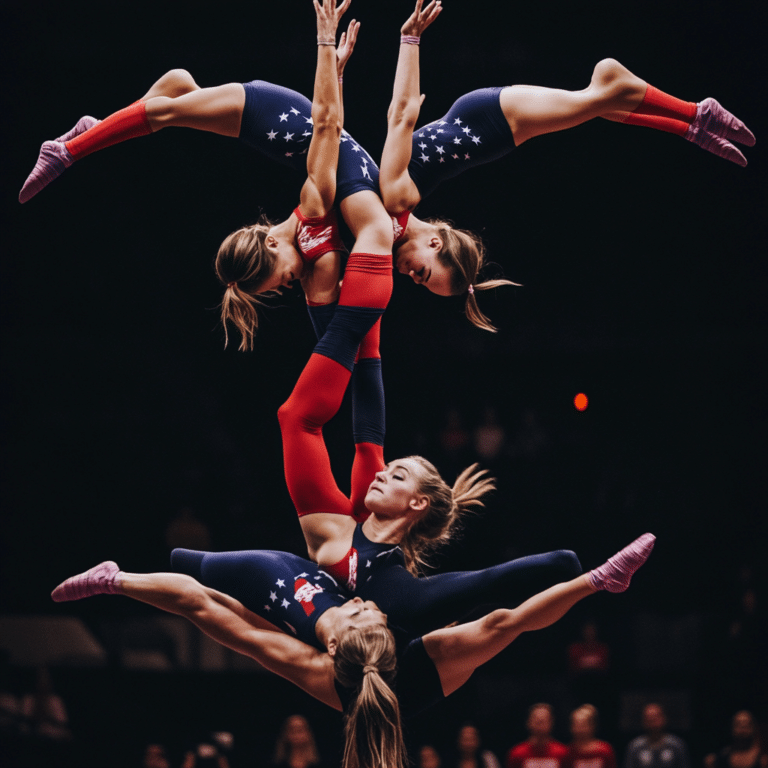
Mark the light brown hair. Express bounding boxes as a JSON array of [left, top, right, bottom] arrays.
[[427, 218, 519, 332], [272, 714, 320, 766], [216, 215, 279, 351], [399, 459, 495, 575], [333, 624, 406, 768]]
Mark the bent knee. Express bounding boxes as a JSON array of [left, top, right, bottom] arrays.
[[551, 549, 583, 577], [161, 68, 199, 96], [591, 58, 626, 85]]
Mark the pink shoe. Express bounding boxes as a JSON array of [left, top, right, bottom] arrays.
[[19, 139, 74, 204], [51, 561, 122, 602], [56, 115, 100, 143], [588, 533, 655, 593], [685, 98, 755, 167]]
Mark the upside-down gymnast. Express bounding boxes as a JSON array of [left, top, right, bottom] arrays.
[[51, 534, 655, 768], [18, 0, 399, 351], [376, 0, 755, 326]]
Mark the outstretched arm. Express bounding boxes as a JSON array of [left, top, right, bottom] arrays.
[[335, 16, 360, 130], [422, 574, 595, 695], [379, 0, 442, 214], [121, 571, 342, 710], [300, 0, 352, 218]]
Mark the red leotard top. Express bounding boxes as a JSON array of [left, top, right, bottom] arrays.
[[293, 207, 347, 263], [391, 211, 411, 244]]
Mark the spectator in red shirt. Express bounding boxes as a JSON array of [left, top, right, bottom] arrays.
[[566, 705, 616, 768], [507, 703, 568, 768]]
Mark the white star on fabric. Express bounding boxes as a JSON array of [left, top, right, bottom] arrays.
[[281, 599, 290, 609], [471, 135, 481, 144], [453, 137, 462, 144], [279, 113, 289, 122], [436, 145, 445, 154], [302, 131, 312, 137], [418, 142, 427, 150], [362, 165, 371, 179], [305, 116, 314, 124], [285, 152, 294, 156], [420, 153, 430, 162], [264, 605, 271, 611], [366, 560, 372, 568], [270, 591, 278, 602], [299, 573, 308, 578], [452, 153, 459, 159], [341, 135, 349, 142], [436, 128, 445, 133], [454, 118, 463, 125], [439, 157, 445, 163], [267, 130, 277, 141], [429, 134, 437, 140], [290, 107, 301, 115], [439, 120, 447, 126], [462, 126, 472, 134], [418, 132, 425, 137], [352, 144, 361, 152], [284, 132, 294, 141], [276, 579, 285, 588], [465, 153, 471, 159]]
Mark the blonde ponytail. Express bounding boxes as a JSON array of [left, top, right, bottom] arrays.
[[215, 215, 278, 351], [399, 458, 495, 575], [426, 217, 519, 332], [334, 625, 406, 768]]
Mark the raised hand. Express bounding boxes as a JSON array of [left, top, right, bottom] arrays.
[[401, 0, 442, 38], [314, 0, 353, 44], [336, 18, 361, 76]]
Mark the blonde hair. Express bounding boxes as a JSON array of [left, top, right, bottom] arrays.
[[333, 624, 406, 768], [399, 459, 495, 575], [572, 704, 599, 730], [272, 714, 320, 766], [216, 215, 279, 351], [426, 218, 519, 333]]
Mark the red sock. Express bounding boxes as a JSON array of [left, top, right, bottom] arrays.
[[66, 101, 152, 160], [622, 84, 697, 137], [340, 253, 393, 309], [350, 442, 384, 522], [355, 319, 381, 363]]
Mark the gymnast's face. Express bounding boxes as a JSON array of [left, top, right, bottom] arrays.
[[257, 235, 304, 293], [337, 597, 387, 632], [365, 459, 429, 518], [394, 238, 453, 296]]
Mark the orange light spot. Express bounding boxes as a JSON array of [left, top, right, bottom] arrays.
[[574, 393, 588, 411]]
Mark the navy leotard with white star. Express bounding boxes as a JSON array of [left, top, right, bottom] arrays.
[[170, 548, 347, 650], [239, 80, 379, 201], [407, 87, 516, 198]]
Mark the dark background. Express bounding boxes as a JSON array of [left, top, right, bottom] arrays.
[[1, 0, 766, 765]]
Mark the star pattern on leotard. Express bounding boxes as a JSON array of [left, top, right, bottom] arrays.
[[262, 104, 376, 182], [413, 113, 481, 166]]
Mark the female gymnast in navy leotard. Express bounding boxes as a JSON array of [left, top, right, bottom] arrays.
[[379, 0, 755, 330], [51, 533, 656, 768], [18, 0, 396, 351]]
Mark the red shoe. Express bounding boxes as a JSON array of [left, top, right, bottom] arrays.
[[51, 561, 122, 602]]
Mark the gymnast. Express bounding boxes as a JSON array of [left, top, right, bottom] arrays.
[[18, 0, 397, 351], [379, 0, 756, 327], [51, 533, 656, 768]]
